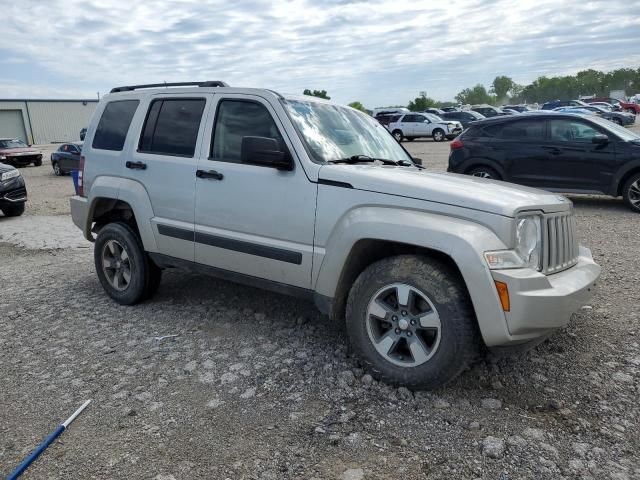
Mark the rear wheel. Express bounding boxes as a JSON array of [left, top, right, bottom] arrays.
[[432, 129, 445, 142], [33, 158, 42, 167], [467, 166, 501, 180], [392, 130, 403, 142], [345, 255, 479, 390], [2, 203, 25, 217], [622, 172, 640, 213], [94, 222, 158, 305]]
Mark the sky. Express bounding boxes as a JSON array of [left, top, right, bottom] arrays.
[[1, 0, 639, 108]]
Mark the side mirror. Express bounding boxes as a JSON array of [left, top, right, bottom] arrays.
[[592, 134, 609, 145], [241, 136, 292, 170], [412, 157, 423, 165]]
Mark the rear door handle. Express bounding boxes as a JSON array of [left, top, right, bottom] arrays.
[[196, 169, 224, 180], [125, 161, 147, 170]]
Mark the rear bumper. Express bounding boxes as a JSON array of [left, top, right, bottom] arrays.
[[490, 246, 600, 342], [70, 195, 91, 240]]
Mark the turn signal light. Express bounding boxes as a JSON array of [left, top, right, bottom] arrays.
[[494, 281, 510, 312], [450, 139, 464, 150]]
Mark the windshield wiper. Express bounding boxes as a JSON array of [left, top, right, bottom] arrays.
[[327, 155, 399, 165]]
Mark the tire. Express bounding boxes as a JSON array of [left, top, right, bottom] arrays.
[[33, 158, 42, 167], [392, 130, 404, 142], [2, 203, 25, 217], [622, 172, 640, 213], [345, 255, 479, 390], [432, 129, 445, 142], [52, 162, 63, 176], [467, 166, 501, 180], [94, 222, 155, 305]]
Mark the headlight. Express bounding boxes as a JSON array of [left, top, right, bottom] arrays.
[[0, 155, 6, 160], [485, 215, 542, 270], [1, 169, 21, 182]]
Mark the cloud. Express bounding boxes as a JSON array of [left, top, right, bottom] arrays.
[[0, 0, 638, 107]]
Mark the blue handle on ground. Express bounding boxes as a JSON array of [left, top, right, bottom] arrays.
[[7, 425, 65, 480], [71, 170, 79, 195]]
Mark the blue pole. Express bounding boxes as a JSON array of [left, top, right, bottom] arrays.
[[6, 400, 91, 480]]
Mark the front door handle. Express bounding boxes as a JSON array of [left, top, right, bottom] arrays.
[[196, 169, 224, 180], [542, 146, 561, 155], [125, 161, 147, 170]]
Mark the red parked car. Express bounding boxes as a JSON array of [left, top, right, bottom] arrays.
[[584, 97, 640, 114], [0, 138, 43, 167]]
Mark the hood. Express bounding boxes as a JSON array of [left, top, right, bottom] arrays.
[[0, 162, 18, 174], [318, 165, 571, 217], [0, 147, 40, 154]]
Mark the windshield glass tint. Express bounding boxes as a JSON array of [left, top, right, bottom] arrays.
[[284, 100, 412, 163], [590, 116, 640, 141], [0, 139, 27, 148]]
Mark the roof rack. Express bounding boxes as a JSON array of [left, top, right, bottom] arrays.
[[110, 81, 229, 93]]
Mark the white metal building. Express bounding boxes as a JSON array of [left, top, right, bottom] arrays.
[[0, 99, 98, 145]]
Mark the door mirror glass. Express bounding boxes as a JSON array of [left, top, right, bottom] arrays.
[[241, 136, 292, 170], [592, 133, 609, 145]]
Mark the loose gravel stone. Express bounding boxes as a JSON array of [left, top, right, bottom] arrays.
[[481, 398, 502, 409], [482, 436, 505, 459]]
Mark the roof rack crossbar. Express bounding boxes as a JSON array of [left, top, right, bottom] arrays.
[[110, 81, 229, 93]]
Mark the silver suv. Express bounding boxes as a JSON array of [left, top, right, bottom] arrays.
[[70, 81, 601, 389]]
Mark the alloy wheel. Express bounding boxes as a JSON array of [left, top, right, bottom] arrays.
[[393, 132, 402, 142], [53, 163, 61, 175], [433, 131, 444, 141], [629, 179, 640, 208], [101, 239, 132, 291], [471, 171, 492, 179], [365, 283, 442, 367]]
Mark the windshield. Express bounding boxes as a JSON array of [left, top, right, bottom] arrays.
[[0, 139, 27, 149], [591, 116, 640, 141], [284, 99, 412, 163], [424, 113, 443, 122]]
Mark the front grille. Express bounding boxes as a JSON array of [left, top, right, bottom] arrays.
[[4, 187, 27, 201], [542, 212, 579, 274], [8, 155, 39, 163]]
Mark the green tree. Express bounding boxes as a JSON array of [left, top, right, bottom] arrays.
[[303, 89, 330, 99], [455, 84, 495, 105], [407, 91, 439, 111], [490, 76, 516, 102], [348, 101, 367, 112]]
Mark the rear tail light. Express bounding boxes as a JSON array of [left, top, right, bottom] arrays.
[[450, 139, 464, 150], [78, 155, 85, 197]]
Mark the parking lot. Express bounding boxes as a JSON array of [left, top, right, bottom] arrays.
[[1, 133, 639, 479]]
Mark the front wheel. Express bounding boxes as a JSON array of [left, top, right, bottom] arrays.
[[345, 255, 479, 390], [432, 129, 445, 142], [94, 222, 157, 305], [2, 203, 25, 217], [392, 130, 404, 142], [467, 166, 501, 180], [52, 162, 63, 176], [622, 172, 640, 213]]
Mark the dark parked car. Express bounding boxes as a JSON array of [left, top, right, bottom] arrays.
[[541, 99, 588, 110], [441, 110, 485, 128], [447, 113, 640, 212], [553, 106, 635, 126], [441, 106, 460, 112], [51, 142, 83, 176], [0, 138, 43, 167], [471, 105, 507, 117], [421, 108, 445, 115], [0, 163, 27, 216], [502, 105, 533, 113], [375, 114, 402, 127]]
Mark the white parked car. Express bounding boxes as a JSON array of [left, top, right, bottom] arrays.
[[388, 113, 463, 142]]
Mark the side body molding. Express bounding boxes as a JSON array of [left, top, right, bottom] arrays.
[[313, 207, 512, 346]]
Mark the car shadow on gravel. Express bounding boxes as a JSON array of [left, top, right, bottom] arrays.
[[565, 195, 629, 212]]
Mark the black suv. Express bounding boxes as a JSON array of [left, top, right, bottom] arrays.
[[441, 110, 485, 128], [0, 163, 27, 216], [447, 113, 640, 212]]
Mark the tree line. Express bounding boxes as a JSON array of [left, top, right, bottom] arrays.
[[303, 66, 640, 112]]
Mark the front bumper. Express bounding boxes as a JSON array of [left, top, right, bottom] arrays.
[[491, 246, 600, 341], [0, 176, 27, 206]]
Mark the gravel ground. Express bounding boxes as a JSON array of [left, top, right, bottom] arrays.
[[1, 125, 640, 479]]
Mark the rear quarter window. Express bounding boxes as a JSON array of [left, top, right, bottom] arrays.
[[92, 100, 139, 151]]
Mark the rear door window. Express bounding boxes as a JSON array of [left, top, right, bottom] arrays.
[[139, 98, 206, 157], [498, 120, 545, 141], [92, 100, 139, 151]]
